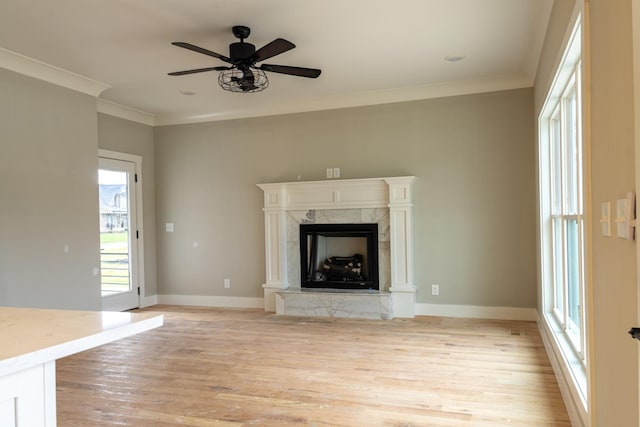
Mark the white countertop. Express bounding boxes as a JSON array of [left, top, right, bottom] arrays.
[[0, 307, 163, 377]]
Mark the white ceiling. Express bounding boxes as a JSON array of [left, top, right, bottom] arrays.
[[0, 0, 553, 125]]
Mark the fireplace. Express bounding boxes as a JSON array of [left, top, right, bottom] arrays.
[[300, 223, 379, 290], [257, 176, 416, 318]]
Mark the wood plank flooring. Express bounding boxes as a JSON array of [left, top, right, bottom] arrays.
[[56, 305, 570, 426]]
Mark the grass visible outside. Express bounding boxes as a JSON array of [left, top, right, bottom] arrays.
[[100, 231, 128, 244]]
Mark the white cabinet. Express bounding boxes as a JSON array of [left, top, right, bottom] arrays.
[[0, 363, 55, 427]]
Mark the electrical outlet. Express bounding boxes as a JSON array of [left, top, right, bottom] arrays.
[[431, 284, 440, 296], [224, 279, 230, 289], [333, 167, 340, 178], [326, 168, 333, 179]]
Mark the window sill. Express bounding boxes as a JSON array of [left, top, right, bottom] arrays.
[[539, 312, 588, 426]]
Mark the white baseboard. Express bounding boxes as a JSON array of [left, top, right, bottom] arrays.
[[415, 303, 537, 321], [156, 294, 264, 309]]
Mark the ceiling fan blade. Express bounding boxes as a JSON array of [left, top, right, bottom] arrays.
[[168, 66, 231, 76], [259, 64, 321, 78], [250, 38, 295, 63], [172, 42, 231, 63]]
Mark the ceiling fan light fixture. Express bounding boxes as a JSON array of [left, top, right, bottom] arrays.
[[218, 68, 269, 93]]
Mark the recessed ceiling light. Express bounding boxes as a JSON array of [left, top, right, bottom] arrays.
[[444, 55, 465, 62], [179, 90, 197, 96]]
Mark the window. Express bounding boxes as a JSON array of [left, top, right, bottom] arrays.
[[538, 16, 587, 412], [549, 65, 585, 356]]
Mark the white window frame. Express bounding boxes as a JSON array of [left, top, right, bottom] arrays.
[[537, 12, 589, 426], [548, 65, 585, 359]]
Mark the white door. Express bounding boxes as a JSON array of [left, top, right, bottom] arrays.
[[98, 155, 141, 311]]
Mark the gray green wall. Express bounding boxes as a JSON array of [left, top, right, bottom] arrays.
[[97, 113, 157, 297], [154, 88, 537, 307], [0, 68, 101, 310]]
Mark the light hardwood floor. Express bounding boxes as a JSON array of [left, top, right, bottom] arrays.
[[56, 305, 570, 426]]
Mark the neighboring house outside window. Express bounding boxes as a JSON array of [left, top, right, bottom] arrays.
[[99, 184, 128, 232]]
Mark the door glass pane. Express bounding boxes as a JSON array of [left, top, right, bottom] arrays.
[[99, 169, 131, 296]]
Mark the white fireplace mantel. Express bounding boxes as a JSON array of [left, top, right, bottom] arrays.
[[257, 176, 416, 318]]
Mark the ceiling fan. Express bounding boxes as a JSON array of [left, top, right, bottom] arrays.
[[168, 25, 322, 93]]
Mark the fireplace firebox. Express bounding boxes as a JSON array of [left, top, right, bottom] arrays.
[[300, 223, 379, 290]]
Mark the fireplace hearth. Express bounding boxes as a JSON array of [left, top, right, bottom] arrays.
[[300, 223, 379, 291]]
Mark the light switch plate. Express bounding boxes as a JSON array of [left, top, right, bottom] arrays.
[[616, 192, 636, 240], [616, 199, 627, 239], [601, 202, 611, 237]]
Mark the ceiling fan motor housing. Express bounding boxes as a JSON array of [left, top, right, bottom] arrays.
[[229, 42, 255, 61]]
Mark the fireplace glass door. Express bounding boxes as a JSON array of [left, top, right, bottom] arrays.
[[300, 223, 379, 290]]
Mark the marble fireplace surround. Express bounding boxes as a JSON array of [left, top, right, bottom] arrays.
[[257, 176, 416, 318]]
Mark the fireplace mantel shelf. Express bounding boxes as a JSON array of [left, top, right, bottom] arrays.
[[257, 177, 414, 211], [257, 176, 416, 318]]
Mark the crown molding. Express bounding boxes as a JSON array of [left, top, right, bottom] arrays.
[[97, 98, 155, 126], [0, 47, 110, 97], [154, 73, 532, 126], [0, 47, 154, 124]]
